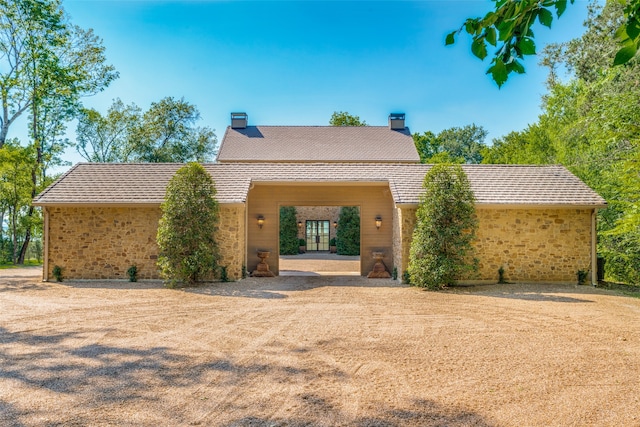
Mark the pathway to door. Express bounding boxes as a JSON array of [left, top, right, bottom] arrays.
[[279, 253, 360, 276]]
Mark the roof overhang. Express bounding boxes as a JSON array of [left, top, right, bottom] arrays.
[[394, 202, 608, 209]]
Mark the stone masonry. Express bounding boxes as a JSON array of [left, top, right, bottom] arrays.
[[47, 206, 162, 280], [47, 205, 245, 281], [395, 207, 593, 283]]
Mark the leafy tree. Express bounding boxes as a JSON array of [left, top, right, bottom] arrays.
[[157, 163, 220, 287], [481, 2, 640, 284], [336, 206, 360, 255], [413, 124, 488, 164], [0, 142, 33, 263], [447, 0, 640, 87], [130, 97, 217, 163], [76, 99, 142, 162], [329, 111, 367, 127], [75, 97, 216, 163], [279, 206, 299, 255], [408, 164, 478, 290], [0, 0, 117, 263]]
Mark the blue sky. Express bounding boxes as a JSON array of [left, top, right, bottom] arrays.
[[17, 1, 594, 165]]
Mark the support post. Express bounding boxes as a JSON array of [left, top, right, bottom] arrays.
[[591, 208, 598, 286]]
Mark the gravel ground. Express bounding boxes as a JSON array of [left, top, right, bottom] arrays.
[[1, 269, 639, 426]]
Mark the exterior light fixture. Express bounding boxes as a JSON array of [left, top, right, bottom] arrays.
[[333, 221, 338, 229], [257, 215, 265, 229], [298, 221, 303, 228], [375, 216, 382, 230]]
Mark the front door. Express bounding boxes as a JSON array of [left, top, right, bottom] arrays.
[[306, 220, 330, 251]]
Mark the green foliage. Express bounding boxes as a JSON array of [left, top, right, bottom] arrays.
[[413, 124, 488, 164], [279, 206, 299, 255], [299, 238, 306, 247], [408, 164, 478, 290], [219, 265, 230, 282], [242, 264, 248, 279], [76, 97, 217, 163], [329, 111, 367, 127], [402, 270, 411, 285], [52, 265, 63, 282], [498, 266, 506, 284], [392, 267, 398, 281], [76, 99, 141, 162], [447, 0, 640, 87], [577, 269, 589, 285], [482, 2, 640, 285], [0, 0, 116, 264], [329, 237, 336, 246], [336, 206, 360, 255], [127, 265, 138, 282], [157, 163, 220, 287]]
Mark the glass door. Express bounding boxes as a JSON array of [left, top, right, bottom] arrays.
[[306, 220, 330, 251]]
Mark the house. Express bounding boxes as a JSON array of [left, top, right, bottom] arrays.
[[33, 113, 607, 283]]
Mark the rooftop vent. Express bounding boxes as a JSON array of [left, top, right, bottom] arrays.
[[388, 113, 405, 130], [231, 112, 248, 129]]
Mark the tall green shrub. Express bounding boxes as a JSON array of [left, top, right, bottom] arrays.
[[408, 164, 478, 290], [157, 163, 220, 287], [336, 206, 360, 255], [279, 206, 299, 255]]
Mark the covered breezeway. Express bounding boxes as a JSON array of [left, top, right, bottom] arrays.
[[246, 182, 396, 276]]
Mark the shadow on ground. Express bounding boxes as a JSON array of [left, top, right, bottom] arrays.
[[0, 326, 495, 426], [223, 398, 495, 427]]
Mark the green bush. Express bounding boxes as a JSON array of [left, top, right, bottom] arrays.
[[219, 265, 230, 282], [279, 206, 299, 255], [157, 163, 221, 287], [52, 265, 63, 282], [299, 238, 306, 246], [408, 164, 478, 290], [330, 237, 336, 246], [336, 206, 360, 255], [498, 266, 506, 284], [577, 269, 589, 285], [127, 265, 138, 282]]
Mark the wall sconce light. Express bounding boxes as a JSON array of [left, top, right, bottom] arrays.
[[333, 221, 338, 229], [298, 221, 302, 228], [257, 215, 265, 229], [375, 215, 382, 230]]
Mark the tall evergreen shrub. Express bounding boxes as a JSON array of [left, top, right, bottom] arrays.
[[279, 206, 299, 255], [157, 163, 220, 287], [408, 164, 478, 290], [336, 206, 360, 255]]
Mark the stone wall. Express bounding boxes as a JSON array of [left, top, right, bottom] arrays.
[[473, 208, 592, 282], [395, 207, 593, 283], [46, 205, 245, 281], [394, 207, 417, 277], [47, 206, 162, 280], [215, 206, 246, 280]]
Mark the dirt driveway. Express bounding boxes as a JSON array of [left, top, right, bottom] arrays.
[[1, 270, 639, 426]]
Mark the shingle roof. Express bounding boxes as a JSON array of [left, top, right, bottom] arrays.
[[33, 163, 607, 208], [216, 126, 421, 163]]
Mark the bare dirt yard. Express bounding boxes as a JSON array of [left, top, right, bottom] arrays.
[[1, 269, 639, 426]]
